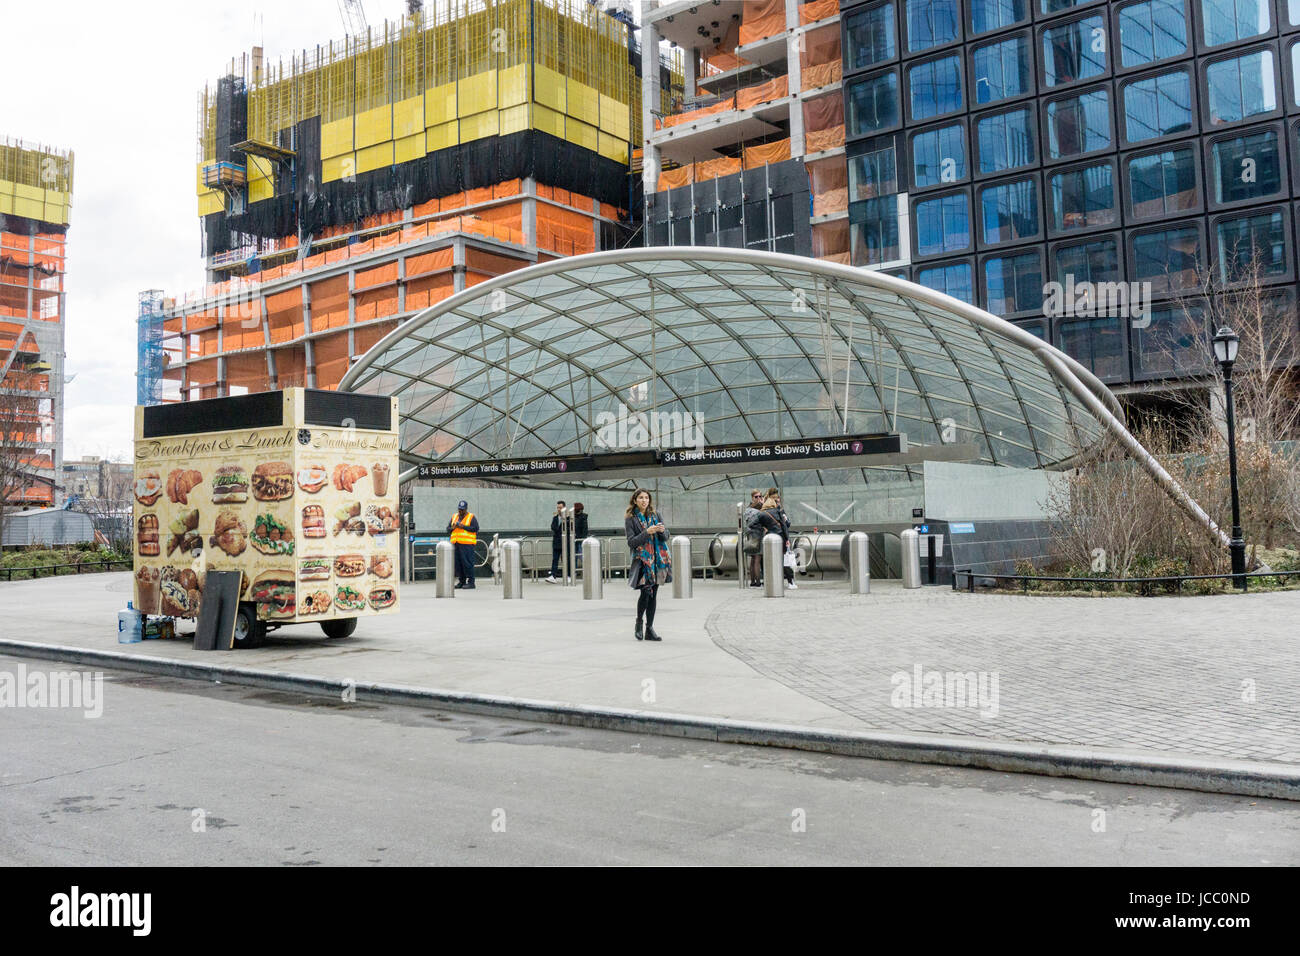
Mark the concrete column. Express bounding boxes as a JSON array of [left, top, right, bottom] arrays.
[[522, 175, 538, 250], [397, 254, 407, 314], [453, 237, 466, 293], [347, 268, 356, 363], [640, 19, 662, 205], [684, 46, 697, 100], [786, 0, 805, 156]]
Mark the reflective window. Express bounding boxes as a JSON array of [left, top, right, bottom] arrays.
[[1211, 129, 1281, 204], [1041, 0, 1090, 12], [973, 37, 1032, 105], [1047, 89, 1111, 157], [847, 3, 897, 71], [1215, 210, 1287, 279], [1132, 305, 1207, 376], [850, 140, 899, 199], [1118, 0, 1187, 68], [1049, 163, 1117, 230], [1042, 16, 1107, 88], [912, 124, 967, 187], [1132, 225, 1202, 291], [1054, 237, 1121, 283], [848, 72, 901, 134], [1123, 70, 1193, 141], [1059, 315, 1127, 379], [980, 178, 1039, 243], [917, 262, 975, 302], [1127, 147, 1198, 217], [1292, 0, 1300, 25], [984, 252, 1044, 313], [978, 108, 1036, 173], [909, 56, 963, 119], [851, 197, 902, 264], [1201, 0, 1269, 47], [1293, 43, 1300, 107], [906, 0, 960, 51], [915, 193, 972, 255], [970, 0, 1028, 34], [1206, 51, 1278, 126]]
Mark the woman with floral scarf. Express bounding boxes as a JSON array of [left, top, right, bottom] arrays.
[[624, 488, 672, 642]]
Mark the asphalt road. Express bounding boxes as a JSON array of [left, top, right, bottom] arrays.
[[2, 656, 1298, 865]]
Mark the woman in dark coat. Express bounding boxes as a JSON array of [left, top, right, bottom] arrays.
[[624, 488, 672, 642], [757, 494, 797, 588]]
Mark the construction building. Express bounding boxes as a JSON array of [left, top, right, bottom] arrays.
[[0, 137, 72, 507], [142, 0, 669, 402]]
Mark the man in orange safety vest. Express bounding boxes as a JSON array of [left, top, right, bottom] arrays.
[[447, 500, 479, 589]]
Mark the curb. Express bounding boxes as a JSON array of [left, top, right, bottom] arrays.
[[3, 637, 1299, 802]]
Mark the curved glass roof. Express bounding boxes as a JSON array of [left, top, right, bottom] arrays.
[[342, 248, 1118, 489]]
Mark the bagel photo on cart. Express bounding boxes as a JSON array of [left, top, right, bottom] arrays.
[[131, 387, 401, 648]]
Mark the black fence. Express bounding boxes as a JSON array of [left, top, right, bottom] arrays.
[[952, 568, 1300, 595], [1, 557, 133, 582]]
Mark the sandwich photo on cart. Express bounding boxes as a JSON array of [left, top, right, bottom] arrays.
[[130, 387, 401, 648]]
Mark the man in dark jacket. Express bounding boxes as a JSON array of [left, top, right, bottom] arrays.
[[547, 500, 566, 583]]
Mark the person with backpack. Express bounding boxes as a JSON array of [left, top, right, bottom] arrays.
[[756, 493, 797, 589]]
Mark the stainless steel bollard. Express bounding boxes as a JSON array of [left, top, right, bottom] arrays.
[[671, 535, 692, 599], [848, 531, 870, 594], [582, 537, 602, 600], [736, 502, 746, 589], [502, 540, 522, 599], [900, 529, 922, 589], [762, 532, 784, 598], [436, 541, 456, 598]]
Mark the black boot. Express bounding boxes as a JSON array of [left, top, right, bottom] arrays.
[[644, 626, 662, 642], [635, 619, 644, 641]]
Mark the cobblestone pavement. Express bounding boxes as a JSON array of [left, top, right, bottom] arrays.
[[707, 583, 1300, 763]]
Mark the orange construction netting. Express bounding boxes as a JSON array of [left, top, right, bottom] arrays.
[[801, 24, 843, 89], [736, 75, 789, 111], [739, 0, 785, 45], [695, 157, 743, 180], [798, 0, 837, 24], [744, 139, 792, 167], [659, 96, 736, 129], [812, 221, 850, 262], [809, 160, 849, 217], [803, 91, 846, 153]]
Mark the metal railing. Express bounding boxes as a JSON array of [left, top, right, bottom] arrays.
[[952, 567, 1300, 595], [1, 557, 133, 582]]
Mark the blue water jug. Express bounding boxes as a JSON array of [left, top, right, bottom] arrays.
[[118, 601, 142, 644]]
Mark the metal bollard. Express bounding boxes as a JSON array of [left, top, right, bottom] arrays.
[[582, 537, 603, 600], [671, 535, 692, 599], [848, 531, 870, 594], [502, 540, 522, 599], [762, 533, 784, 598], [900, 529, 922, 589], [436, 541, 456, 598], [736, 502, 746, 589]]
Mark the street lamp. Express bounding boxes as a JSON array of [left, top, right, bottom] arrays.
[[1211, 326, 1246, 589]]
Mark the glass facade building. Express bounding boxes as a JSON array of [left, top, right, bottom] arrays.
[[841, 0, 1300, 387]]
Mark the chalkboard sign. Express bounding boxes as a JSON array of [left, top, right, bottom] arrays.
[[194, 571, 242, 651]]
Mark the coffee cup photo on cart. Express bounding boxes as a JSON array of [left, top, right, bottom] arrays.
[[131, 388, 401, 648]]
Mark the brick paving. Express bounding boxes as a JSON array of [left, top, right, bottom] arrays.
[[707, 583, 1300, 763]]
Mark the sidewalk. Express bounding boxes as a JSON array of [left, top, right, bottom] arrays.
[[4, 571, 1299, 769]]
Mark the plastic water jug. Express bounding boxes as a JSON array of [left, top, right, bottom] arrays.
[[118, 601, 142, 644]]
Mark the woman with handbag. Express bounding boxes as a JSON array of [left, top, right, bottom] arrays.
[[758, 494, 798, 589], [625, 488, 672, 642]]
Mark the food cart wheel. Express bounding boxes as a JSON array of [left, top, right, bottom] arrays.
[[320, 617, 358, 639], [233, 603, 268, 648]]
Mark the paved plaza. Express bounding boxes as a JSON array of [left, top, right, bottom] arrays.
[[3, 571, 1298, 765]]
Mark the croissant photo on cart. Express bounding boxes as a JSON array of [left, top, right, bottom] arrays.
[[166, 468, 203, 504]]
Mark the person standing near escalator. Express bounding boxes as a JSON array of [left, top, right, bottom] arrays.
[[625, 489, 671, 642]]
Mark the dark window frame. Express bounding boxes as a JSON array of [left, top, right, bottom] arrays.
[[1202, 120, 1288, 211], [1125, 217, 1207, 299], [1129, 298, 1212, 383], [901, 0, 966, 58], [1045, 157, 1122, 237], [842, 0, 902, 79], [1119, 138, 1205, 223], [975, 171, 1046, 249], [904, 51, 967, 123], [968, 29, 1038, 109], [909, 118, 972, 191], [845, 67, 906, 139], [1041, 82, 1117, 164], [914, 256, 978, 303], [1036, 0, 1110, 24], [978, 246, 1047, 319], [1037, 10, 1112, 92], [967, 0, 1032, 38], [1209, 202, 1296, 285], [1199, 41, 1284, 132], [973, 103, 1041, 180], [1110, 0, 1193, 76], [1119, 64, 1199, 147], [911, 186, 976, 259], [1192, 0, 1277, 54]]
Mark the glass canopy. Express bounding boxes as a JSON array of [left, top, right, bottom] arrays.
[[341, 248, 1118, 489]]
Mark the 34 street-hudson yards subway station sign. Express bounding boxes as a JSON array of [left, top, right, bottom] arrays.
[[417, 433, 910, 481]]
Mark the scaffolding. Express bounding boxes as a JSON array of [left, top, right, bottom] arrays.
[[137, 290, 166, 406]]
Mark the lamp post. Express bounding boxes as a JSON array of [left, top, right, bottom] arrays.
[[1211, 326, 1246, 589]]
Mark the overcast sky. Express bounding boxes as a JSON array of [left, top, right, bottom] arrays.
[[3, 0, 384, 463]]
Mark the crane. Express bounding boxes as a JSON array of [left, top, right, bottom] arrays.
[[338, 0, 368, 37]]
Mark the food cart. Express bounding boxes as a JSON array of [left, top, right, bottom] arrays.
[[132, 388, 400, 647]]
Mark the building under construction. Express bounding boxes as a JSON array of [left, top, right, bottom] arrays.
[[142, 0, 666, 402], [0, 137, 72, 506]]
